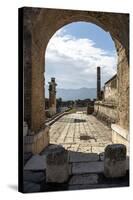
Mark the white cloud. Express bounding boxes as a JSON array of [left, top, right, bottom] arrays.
[[45, 29, 117, 89]]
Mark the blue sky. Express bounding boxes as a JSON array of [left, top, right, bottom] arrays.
[[45, 22, 117, 89], [61, 22, 115, 52]]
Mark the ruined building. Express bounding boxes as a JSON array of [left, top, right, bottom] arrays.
[[22, 7, 129, 155], [94, 67, 128, 153]]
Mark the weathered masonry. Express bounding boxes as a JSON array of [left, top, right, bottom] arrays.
[[97, 66, 101, 100], [104, 74, 118, 103], [48, 77, 57, 116], [94, 74, 118, 125], [22, 7, 129, 154]]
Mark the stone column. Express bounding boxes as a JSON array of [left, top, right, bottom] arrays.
[[48, 77, 57, 116], [46, 145, 69, 183], [97, 66, 101, 100], [104, 144, 127, 178]]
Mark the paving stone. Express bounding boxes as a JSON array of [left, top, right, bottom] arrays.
[[24, 154, 46, 171], [69, 174, 98, 185], [72, 161, 104, 174], [61, 144, 71, 150], [77, 146, 91, 153], [49, 113, 112, 154], [69, 152, 99, 163], [23, 181, 41, 193], [92, 147, 105, 154], [67, 144, 79, 151], [24, 171, 45, 183]]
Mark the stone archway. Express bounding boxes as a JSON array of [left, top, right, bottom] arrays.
[[23, 7, 129, 154]]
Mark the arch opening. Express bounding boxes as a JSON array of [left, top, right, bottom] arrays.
[[23, 8, 129, 155], [44, 21, 118, 154], [22, 8, 129, 192]]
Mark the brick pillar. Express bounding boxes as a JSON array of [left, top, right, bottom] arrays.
[[48, 78, 57, 115], [97, 66, 101, 100]]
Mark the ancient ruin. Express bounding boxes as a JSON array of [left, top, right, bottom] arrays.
[[97, 66, 101, 100], [48, 77, 57, 116], [20, 7, 129, 193], [94, 73, 118, 127]]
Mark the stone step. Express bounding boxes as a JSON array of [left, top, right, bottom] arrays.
[[72, 161, 104, 174], [23, 181, 40, 193], [69, 174, 98, 185], [24, 171, 46, 183], [24, 154, 46, 171], [71, 157, 129, 175], [24, 152, 129, 173], [69, 152, 99, 163]]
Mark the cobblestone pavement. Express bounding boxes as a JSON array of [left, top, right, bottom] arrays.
[[49, 112, 112, 154]]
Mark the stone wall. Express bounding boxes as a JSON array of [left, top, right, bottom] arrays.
[[24, 126, 50, 154], [111, 124, 129, 155], [94, 74, 118, 126], [94, 102, 117, 126], [104, 74, 118, 103], [117, 47, 129, 129]]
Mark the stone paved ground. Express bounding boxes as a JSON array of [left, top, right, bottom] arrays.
[[49, 112, 112, 154], [23, 112, 129, 193]]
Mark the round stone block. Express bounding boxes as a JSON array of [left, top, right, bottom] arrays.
[[104, 144, 127, 178], [46, 145, 69, 183]]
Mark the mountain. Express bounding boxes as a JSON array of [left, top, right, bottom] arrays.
[[45, 85, 96, 101]]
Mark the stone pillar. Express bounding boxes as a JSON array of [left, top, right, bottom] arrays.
[[46, 145, 69, 183], [97, 66, 101, 100], [117, 47, 129, 130], [104, 144, 127, 178], [48, 77, 57, 116], [23, 8, 49, 155], [23, 26, 32, 128]]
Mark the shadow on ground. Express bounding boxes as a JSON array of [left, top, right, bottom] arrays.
[[8, 184, 18, 191]]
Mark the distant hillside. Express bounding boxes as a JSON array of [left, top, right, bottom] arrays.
[[45, 85, 96, 100]]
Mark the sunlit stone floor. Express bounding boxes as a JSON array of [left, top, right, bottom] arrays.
[[49, 112, 112, 154], [23, 113, 129, 193]]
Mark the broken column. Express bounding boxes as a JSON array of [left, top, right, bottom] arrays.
[[48, 77, 57, 116], [104, 144, 127, 178], [46, 145, 69, 183], [97, 66, 101, 100]]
